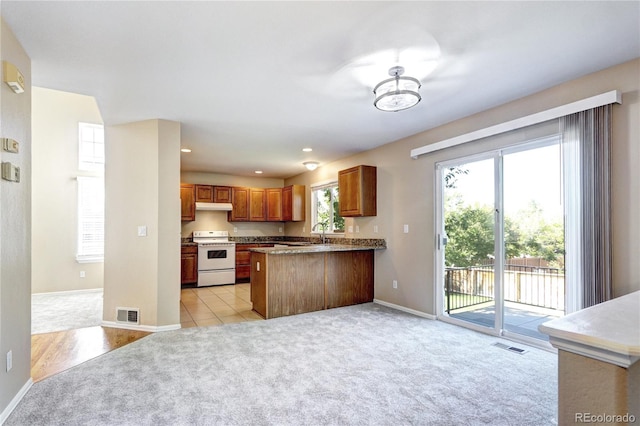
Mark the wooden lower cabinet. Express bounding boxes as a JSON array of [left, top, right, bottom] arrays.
[[181, 246, 198, 285], [236, 243, 273, 282], [250, 250, 374, 319]]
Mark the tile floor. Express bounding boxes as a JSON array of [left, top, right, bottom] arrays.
[[180, 283, 264, 328]]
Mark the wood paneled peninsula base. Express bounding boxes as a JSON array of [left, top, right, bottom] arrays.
[[249, 245, 379, 319]]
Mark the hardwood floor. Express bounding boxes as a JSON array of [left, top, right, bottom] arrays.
[[31, 326, 150, 382], [31, 285, 261, 383]]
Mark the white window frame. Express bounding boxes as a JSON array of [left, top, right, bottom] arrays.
[[78, 122, 105, 171], [310, 181, 344, 234]]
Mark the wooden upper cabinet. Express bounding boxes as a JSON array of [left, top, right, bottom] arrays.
[[266, 188, 283, 222], [228, 187, 250, 221], [217, 184, 306, 222], [213, 186, 232, 203], [180, 184, 196, 221], [338, 165, 377, 217], [195, 184, 214, 202], [282, 185, 305, 222], [249, 188, 266, 221]]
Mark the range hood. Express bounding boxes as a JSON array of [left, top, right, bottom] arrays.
[[195, 202, 233, 212]]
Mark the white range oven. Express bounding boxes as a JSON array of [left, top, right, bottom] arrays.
[[192, 230, 236, 287]]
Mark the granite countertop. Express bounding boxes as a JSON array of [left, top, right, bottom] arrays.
[[249, 244, 383, 254], [538, 291, 640, 367]]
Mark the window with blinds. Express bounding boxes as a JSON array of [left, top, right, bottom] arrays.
[[76, 122, 105, 262], [76, 176, 104, 263]]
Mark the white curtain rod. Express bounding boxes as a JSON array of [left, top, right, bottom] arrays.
[[410, 90, 622, 159]]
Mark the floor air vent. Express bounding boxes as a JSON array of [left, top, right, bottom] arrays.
[[492, 342, 527, 355], [116, 307, 140, 325]]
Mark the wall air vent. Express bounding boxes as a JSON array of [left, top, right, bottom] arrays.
[[492, 342, 527, 355], [116, 307, 140, 325]]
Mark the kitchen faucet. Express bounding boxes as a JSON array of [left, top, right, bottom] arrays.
[[312, 222, 328, 244]]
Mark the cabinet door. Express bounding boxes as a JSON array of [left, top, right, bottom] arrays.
[[195, 185, 214, 202], [282, 185, 305, 222], [338, 165, 376, 217], [181, 253, 198, 284], [249, 188, 266, 221], [266, 188, 283, 221], [213, 186, 232, 203], [180, 184, 195, 221], [229, 187, 250, 221]]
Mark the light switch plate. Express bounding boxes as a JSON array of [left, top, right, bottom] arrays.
[[137, 226, 147, 237], [403, 224, 409, 233]]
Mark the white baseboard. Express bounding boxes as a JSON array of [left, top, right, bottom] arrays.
[[373, 299, 437, 320], [32, 288, 103, 296], [101, 321, 181, 333], [0, 378, 33, 425]]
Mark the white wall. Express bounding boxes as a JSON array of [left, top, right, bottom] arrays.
[[180, 171, 284, 238], [104, 119, 180, 328], [31, 87, 104, 293], [285, 58, 640, 315], [0, 16, 31, 421]]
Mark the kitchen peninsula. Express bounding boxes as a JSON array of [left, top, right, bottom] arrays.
[[249, 243, 384, 319]]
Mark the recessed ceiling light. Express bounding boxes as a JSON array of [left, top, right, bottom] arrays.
[[254, 170, 263, 174], [302, 147, 313, 152], [180, 148, 192, 153]]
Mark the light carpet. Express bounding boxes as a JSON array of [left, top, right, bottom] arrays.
[[31, 289, 103, 334], [9, 303, 557, 425]]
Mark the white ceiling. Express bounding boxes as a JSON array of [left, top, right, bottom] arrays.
[[3, 1, 639, 178]]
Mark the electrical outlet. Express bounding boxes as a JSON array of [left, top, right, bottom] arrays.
[[279, 227, 283, 233], [355, 225, 360, 233], [233, 227, 238, 233], [373, 225, 379, 233], [403, 224, 409, 233], [392, 280, 398, 289], [348, 225, 353, 233], [80, 271, 86, 278], [6, 350, 12, 372]]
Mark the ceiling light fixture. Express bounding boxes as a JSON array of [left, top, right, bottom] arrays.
[[302, 147, 313, 152], [303, 161, 319, 171], [373, 66, 421, 112], [180, 148, 192, 153], [254, 170, 263, 174]]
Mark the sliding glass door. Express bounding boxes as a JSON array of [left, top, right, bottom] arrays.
[[437, 137, 565, 342]]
